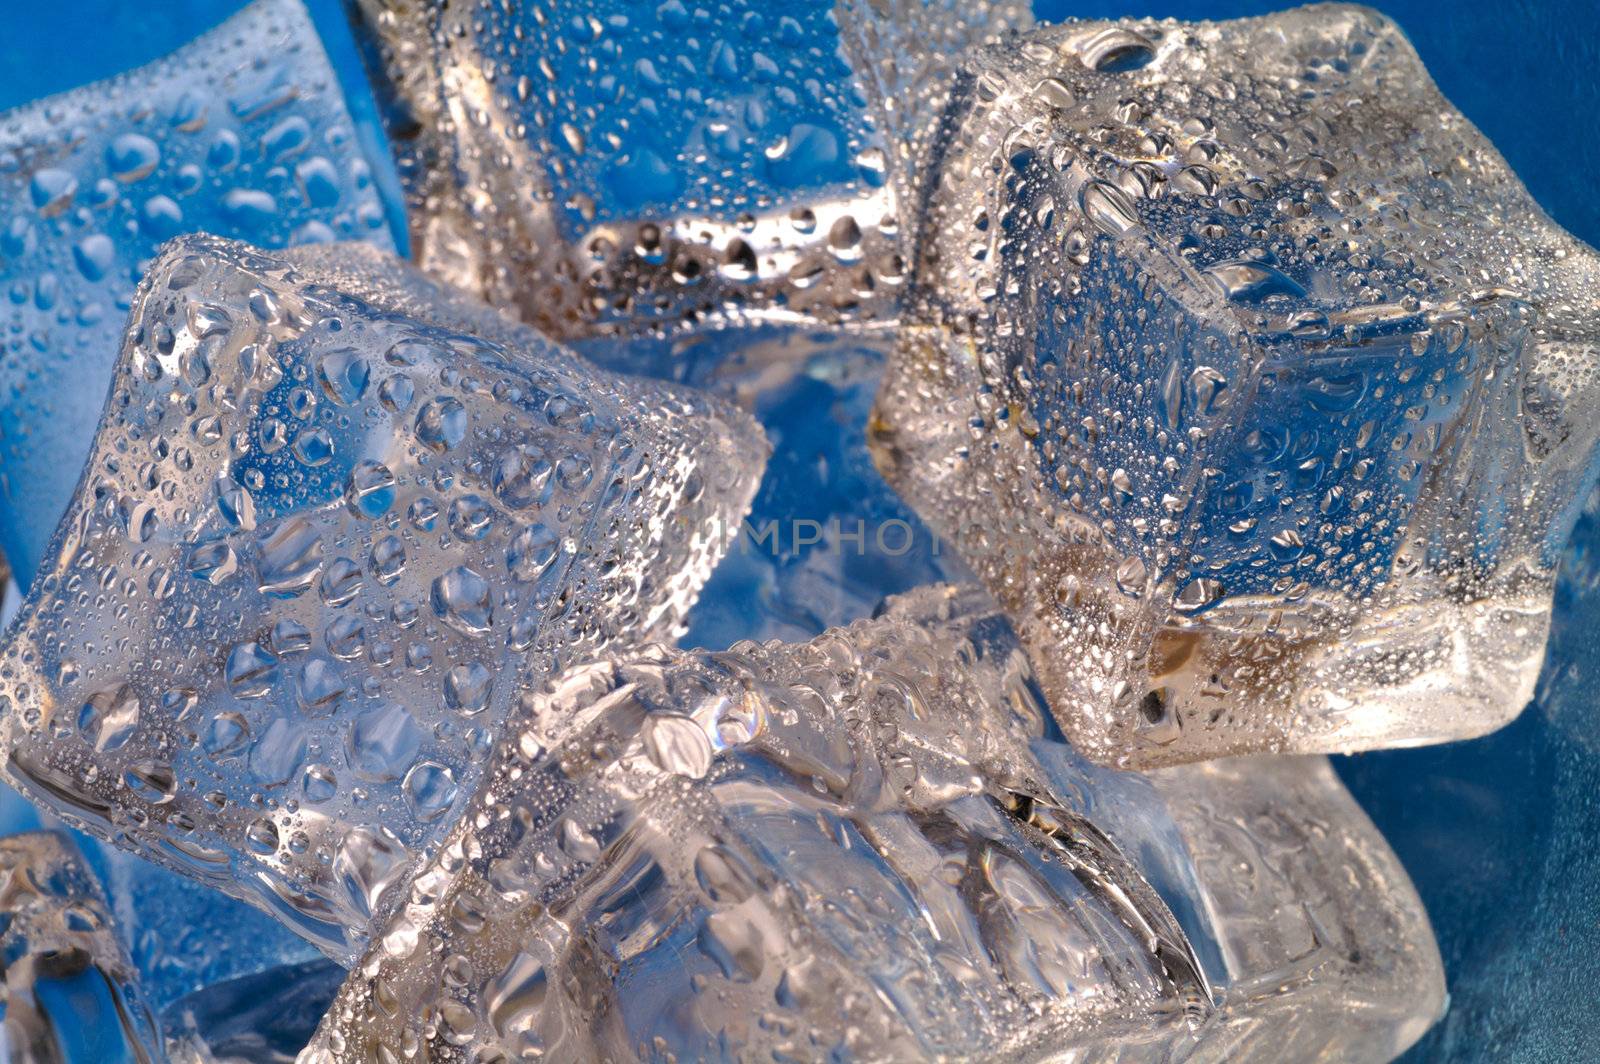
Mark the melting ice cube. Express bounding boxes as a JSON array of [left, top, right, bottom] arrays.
[[298, 584, 1442, 1062], [871, 6, 1600, 766], [0, 235, 765, 961], [344, 0, 1029, 343], [0, 0, 396, 584], [0, 831, 165, 1061]]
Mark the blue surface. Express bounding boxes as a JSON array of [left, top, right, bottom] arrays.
[[1, 0, 1598, 1059]]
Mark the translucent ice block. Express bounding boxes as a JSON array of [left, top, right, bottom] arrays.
[[344, 0, 1029, 342], [301, 585, 1442, 1062], [0, 235, 765, 962], [870, 5, 1600, 767], [0, 0, 396, 584], [0, 831, 165, 1062]]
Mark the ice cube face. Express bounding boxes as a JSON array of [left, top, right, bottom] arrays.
[[0, 0, 396, 584], [345, 0, 1029, 343], [0, 832, 165, 1061], [302, 585, 1442, 1063], [0, 235, 765, 963], [871, 6, 1600, 767]]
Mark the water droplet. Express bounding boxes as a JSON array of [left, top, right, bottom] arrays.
[[77, 685, 140, 752], [432, 566, 494, 635], [257, 517, 324, 597], [402, 761, 458, 822], [415, 396, 467, 452], [345, 460, 396, 518], [347, 703, 424, 782], [642, 713, 713, 779], [318, 347, 371, 406], [107, 133, 161, 182]]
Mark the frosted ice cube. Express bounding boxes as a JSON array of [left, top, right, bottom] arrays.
[[0, 0, 396, 585], [0, 831, 164, 1061], [0, 235, 765, 962], [345, 0, 1029, 343], [871, 6, 1600, 766], [300, 584, 1442, 1062]]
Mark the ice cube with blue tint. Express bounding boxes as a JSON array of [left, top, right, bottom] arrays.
[[98, 843, 322, 1012], [0, 831, 165, 1062], [0, 234, 765, 963], [871, 5, 1600, 768], [344, 0, 1030, 345], [300, 583, 1442, 1062], [0, 0, 398, 586]]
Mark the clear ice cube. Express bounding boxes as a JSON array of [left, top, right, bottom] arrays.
[[345, 0, 1029, 342], [299, 584, 1442, 1062], [0, 0, 396, 584], [0, 234, 765, 962], [870, 6, 1600, 766], [0, 831, 165, 1061]]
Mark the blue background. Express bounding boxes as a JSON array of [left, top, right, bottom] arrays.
[[4, 0, 1599, 1059]]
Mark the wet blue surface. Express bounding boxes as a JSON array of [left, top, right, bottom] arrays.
[[1, 0, 1597, 1059]]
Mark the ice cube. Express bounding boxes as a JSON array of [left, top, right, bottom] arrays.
[[100, 844, 322, 1011], [0, 235, 765, 962], [870, 6, 1600, 766], [0, 0, 397, 585], [344, 0, 1029, 343], [299, 584, 1442, 1062], [0, 831, 165, 1061]]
